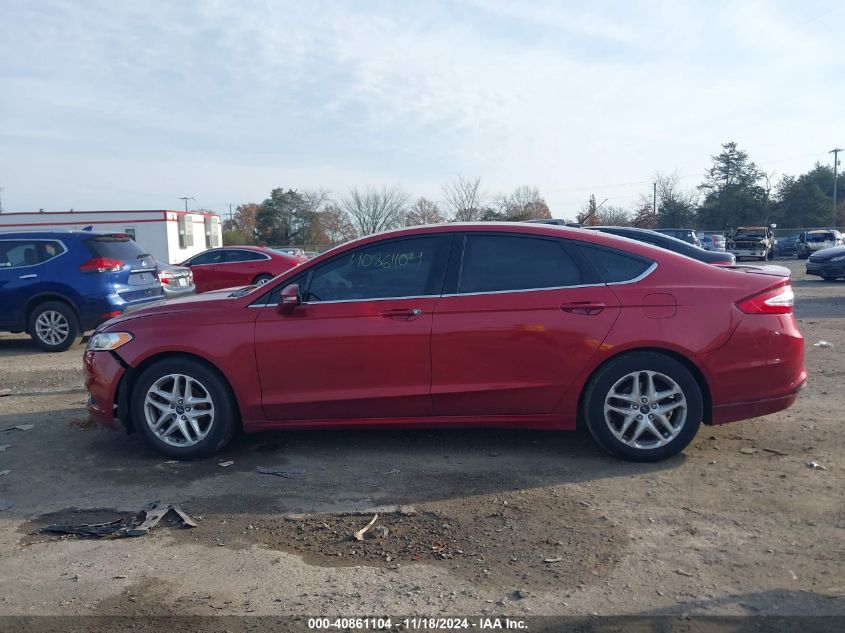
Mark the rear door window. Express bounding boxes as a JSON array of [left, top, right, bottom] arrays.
[[458, 234, 584, 293], [225, 249, 267, 263]]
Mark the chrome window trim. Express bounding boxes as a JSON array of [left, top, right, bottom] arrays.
[[0, 238, 68, 270], [250, 293, 440, 308]]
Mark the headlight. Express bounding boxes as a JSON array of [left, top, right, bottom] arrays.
[[831, 255, 845, 262], [87, 332, 134, 351]]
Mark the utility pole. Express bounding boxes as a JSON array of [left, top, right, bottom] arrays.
[[831, 148, 842, 228], [228, 203, 234, 223], [653, 181, 657, 223], [178, 196, 195, 212]]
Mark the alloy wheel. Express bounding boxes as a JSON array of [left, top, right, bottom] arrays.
[[603, 370, 687, 450], [143, 373, 215, 447], [35, 310, 70, 346]]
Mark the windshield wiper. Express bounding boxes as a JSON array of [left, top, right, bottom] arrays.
[[227, 286, 256, 298]]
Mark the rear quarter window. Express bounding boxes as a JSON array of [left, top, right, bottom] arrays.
[[574, 243, 654, 283]]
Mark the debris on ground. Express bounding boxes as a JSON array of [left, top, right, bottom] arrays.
[[354, 514, 379, 541], [0, 499, 11, 511], [762, 448, 789, 456], [675, 569, 695, 577], [0, 445, 9, 452], [40, 502, 197, 538], [382, 469, 401, 476], [806, 461, 826, 470], [544, 557, 563, 563], [256, 467, 305, 479], [218, 461, 234, 467], [739, 447, 758, 455], [0, 470, 9, 477], [2, 424, 34, 432], [813, 340, 832, 348]]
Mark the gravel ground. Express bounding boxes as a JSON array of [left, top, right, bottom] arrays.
[[0, 259, 842, 622]]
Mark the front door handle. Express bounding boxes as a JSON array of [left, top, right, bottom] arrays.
[[560, 301, 605, 315], [19, 274, 37, 280], [380, 308, 423, 320]]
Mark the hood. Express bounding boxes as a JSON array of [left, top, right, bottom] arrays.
[[100, 286, 250, 329], [808, 245, 845, 260]]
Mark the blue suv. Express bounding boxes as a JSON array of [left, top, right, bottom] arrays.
[[0, 231, 165, 352]]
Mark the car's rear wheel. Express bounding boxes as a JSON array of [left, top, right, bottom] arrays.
[[253, 274, 273, 285], [583, 352, 702, 462], [28, 301, 79, 352], [822, 276, 837, 281], [132, 358, 237, 459]]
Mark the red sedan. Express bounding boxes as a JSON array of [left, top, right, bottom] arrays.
[[179, 246, 300, 293], [84, 223, 806, 461]]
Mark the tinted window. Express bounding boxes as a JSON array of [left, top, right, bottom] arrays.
[[86, 235, 148, 259], [459, 235, 583, 293], [225, 249, 267, 263], [188, 250, 227, 265], [575, 244, 653, 283], [0, 240, 65, 268], [306, 236, 448, 302]]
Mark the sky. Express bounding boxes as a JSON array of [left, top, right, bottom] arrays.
[[1, 0, 843, 219]]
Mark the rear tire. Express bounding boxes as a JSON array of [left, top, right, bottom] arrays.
[[131, 358, 237, 459], [28, 301, 79, 352], [253, 274, 273, 286], [822, 276, 837, 281], [582, 352, 702, 462]]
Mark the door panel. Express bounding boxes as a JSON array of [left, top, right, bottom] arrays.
[[255, 298, 439, 420], [431, 286, 620, 415], [254, 234, 452, 421]]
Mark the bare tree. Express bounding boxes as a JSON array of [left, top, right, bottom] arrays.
[[496, 185, 551, 221], [342, 186, 409, 236], [442, 176, 484, 221], [404, 197, 446, 226], [596, 205, 631, 226], [301, 188, 332, 215]]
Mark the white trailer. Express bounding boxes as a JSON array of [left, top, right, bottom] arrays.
[[0, 209, 222, 264]]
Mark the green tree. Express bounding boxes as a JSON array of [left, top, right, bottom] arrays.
[[696, 142, 768, 230], [773, 167, 838, 228], [255, 188, 314, 245], [654, 172, 697, 228]]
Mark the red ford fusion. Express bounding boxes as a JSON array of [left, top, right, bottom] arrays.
[[179, 246, 300, 293], [84, 223, 806, 461]]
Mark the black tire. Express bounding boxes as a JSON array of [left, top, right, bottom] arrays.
[[253, 274, 274, 286], [822, 276, 837, 282], [28, 301, 80, 352], [131, 357, 238, 459], [582, 352, 703, 462]]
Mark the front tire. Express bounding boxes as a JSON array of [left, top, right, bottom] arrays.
[[131, 358, 237, 459], [28, 301, 79, 352], [582, 352, 702, 462]]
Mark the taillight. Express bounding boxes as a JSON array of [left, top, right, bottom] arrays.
[[737, 283, 794, 315], [79, 258, 124, 273]]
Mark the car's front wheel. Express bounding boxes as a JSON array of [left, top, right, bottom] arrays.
[[131, 358, 237, 459], [28, 301, 79, 352], [583, 352, 702, 462]]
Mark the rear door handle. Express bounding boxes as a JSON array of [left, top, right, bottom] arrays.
[[19, 274, 37, 280], [560, 301, 605, 315], [380, 308, 423, 320]]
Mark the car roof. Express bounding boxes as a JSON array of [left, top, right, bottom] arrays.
[[0, 229, 117, 239]]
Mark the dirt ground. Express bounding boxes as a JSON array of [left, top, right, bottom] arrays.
[[0, 258, 843, 621]]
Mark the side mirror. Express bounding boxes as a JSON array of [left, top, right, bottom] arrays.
[[277, 283, 301, 315]]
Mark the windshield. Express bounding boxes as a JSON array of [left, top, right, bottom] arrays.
[[807, 233, 834, 242]]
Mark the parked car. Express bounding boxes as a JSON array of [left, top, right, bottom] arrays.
[[84, 223, 805, 462], [156, 260, 195, 298], [699, 234, 726, 252], [179, 246, 300, 293], [0, 230, 164, 351], [774, 234, 800, 257], [796, 230, 843, 259], [655, 228, 700, 247], [274, 247, 309, 263], [727, 226, 776, 261], [582, 226, 735, 266], [805, 246, 845, 281]]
